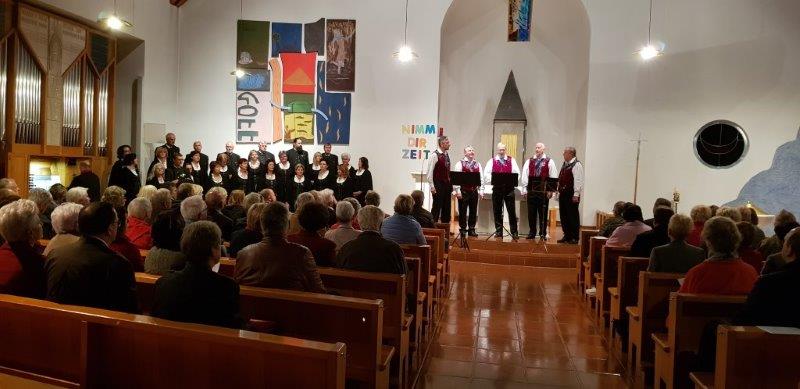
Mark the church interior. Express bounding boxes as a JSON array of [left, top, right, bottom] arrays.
[[0, 0, 799, 388]]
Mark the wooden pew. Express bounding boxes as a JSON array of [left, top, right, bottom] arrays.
[[0, 294, 346, 389], [423, 227, 449, 295], [136, 273, 392, 389], [596, 210, 613, 229], [583, 236, 608, 304], [401, 244, 434, 345], [627, 272, 682, 384], [423, 235, 443, 319], [652, 293, 747, 389], [690, 325, 800, 389], [594, 245, 630, 326], [318, 267, 411, 389], [578, 229, 599, 293], [608, 256, 650, 353], [403, 257, 425, 373]]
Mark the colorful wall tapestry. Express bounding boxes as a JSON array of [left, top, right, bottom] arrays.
[[237, 20, 270, 68], [508, 0, 532, 42], [235, 17, 355, 145], [271, 22, 302, 57], [316, 61, 351, 145], [304, 18, 325, 56], [325, 19, 356, 92]]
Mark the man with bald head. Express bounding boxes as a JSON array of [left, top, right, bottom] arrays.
[[483, 142, 520, 239], [736, 227, 800, 327], [256, 141, 275, 166], [521, 143, 558, 240], [453, 145, 483, 237], [223, 141, 241, 172], [186, 141, 209, 175], [159, 132, 181, 164]]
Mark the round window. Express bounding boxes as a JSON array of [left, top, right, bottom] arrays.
[[694, 120, 748, 168]]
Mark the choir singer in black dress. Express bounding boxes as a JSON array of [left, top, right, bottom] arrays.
[[287, 163, 312, 211], [353, 157, 373, 206], [228, 158, 251, 193], [205, 161, 227, 193], [333, 164, 355, 201], [313, 160, 335, 191], [275, 151, 292, 204]]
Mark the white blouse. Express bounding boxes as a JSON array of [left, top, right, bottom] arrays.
[[317, 171, 330, 180], [278, 161, 291, 170], [237, 170, 248, 180], [293, 176, 306, 184], [336, 177, 347, 184], [356, 169, 366, 176]]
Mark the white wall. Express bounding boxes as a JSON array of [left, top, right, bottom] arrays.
[[175, 0, 451, 213], [583, 0, 800, 223], [438, 0, 590, 170], [114, 43, 144, 149]]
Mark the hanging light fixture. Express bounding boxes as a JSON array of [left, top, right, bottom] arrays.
[[231, 0, 250, 77], [636, 0, 663, 61], [393, 0, 418, 63], [99, 0, 133, 30]]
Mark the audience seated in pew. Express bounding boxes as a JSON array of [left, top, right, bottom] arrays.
[[330, 197, 362, 230], [648, 214, 705, 273], [381, 194, 426, 245], [687, 205, 712, 247], [738, 206, 765, 248], [630, 206, 674, 257], [111, 206, 145, 272], [644, 198, 672, 228], [126, 197, 153, 250], [228, 203, 267, 258], [337, 205, 409, 275], [148, 187, 173, 222], [221, 189, 246, 222], [28, 187, 56, 239], [607, 204, 651, 247], [761, 220, 800, 275], [736, 222, 764, 273], [599, 201, 627, 238], [145, 212, 186, 275], [152, 220, 241, 329], [759, 209, 796, 258], [235, 202, 326, 293], [43, 202, 83, 256], [288, 192, 315, 235], [679, 216, 758, 295], [205, 187, 235, 241], [0, 199, 46, 298], [236, 192, 265, 230], [288, 202, 337, 267], [324, 201, 362, 252], [735, 227, 800, 327], [45, 202, 138, 313], [411, 190, 435, 228]]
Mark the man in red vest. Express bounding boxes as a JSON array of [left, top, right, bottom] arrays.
[[483, 143, 521, 239], [521, 143, 558, 240], [426, 136, 453, 223], [453, 146, 483, 237], [557, 147, 584, 244]]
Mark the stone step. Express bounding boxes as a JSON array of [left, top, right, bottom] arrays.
[[450, 237, 580, 255], [449, 248, 577, 268]]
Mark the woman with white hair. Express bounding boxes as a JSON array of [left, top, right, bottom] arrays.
[[28, 187, 57, 239], [126, 197, 153, 250], [65, 187, 91, 206], [180, 195, 207, 225], [0, 199, 46, 297], [101, 186, 127, 209], [679, 216, 759, 295], [137, 185, 158, 201], [43, 202, 84, 256]]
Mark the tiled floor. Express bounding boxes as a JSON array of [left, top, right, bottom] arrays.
[[418, 261, 628, 388]]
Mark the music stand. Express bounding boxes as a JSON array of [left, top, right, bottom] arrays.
[[528, 177, 559, 250], [450, 171, 482, 251], [487, 172, 519, 241]]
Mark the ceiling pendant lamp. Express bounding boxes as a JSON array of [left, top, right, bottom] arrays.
[[231, 0, 249, 78], [99, 0, 133, 31], [393, 0, 418, 63], [636, 0, 664, 61]]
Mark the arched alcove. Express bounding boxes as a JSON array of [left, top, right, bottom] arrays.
[[438, 0, 590, 163]]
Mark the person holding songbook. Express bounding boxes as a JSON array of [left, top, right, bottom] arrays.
[[483, 143, 520, 239], [520, 143, 558, 240]]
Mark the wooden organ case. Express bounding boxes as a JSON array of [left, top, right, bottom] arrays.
[[0, 1, 116, 197]]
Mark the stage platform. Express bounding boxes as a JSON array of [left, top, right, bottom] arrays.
[[446, 223, 579, 268]]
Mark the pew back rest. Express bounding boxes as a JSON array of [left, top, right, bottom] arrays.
[[601, 246, 631, 284], [318, 267, 406, 335], [0, 294, 346, 389], [405, 257, 422, 297], [617, 257, 650, 309], [401, 245, 433, 280], [588, 237, 609, 275], [715, 325, 800, 389], [219, 258, 236, 277], [580, 230, 599, 261], [667, 293, 747, 355], [423, 227, 447, 257], [424, 235, 442, 269], [135, 273, 384, 379], [639, 272, 683, 323]]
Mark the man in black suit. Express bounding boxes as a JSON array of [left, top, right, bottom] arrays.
[[337, 205, 408, 275], [152, 221, 241, 328], [68, 160, 101, 202], [285, 138, 309, 169], [736, 228, 800, 327], [108, 144, 132, 188], [165, 153, 186, 182], [644, 198, 672, 228], [630, 206, 675, 257], [223, 141, 241, 173], [158, 132, 180, 164], [186, 140, 209, 175], [256, 141, 275, 166], [45, 202, 138, 313], [321, 143, 339, 170]]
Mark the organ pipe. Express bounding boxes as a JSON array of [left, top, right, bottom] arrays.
[[62, 64, 81, 147], [14, 43, 42, 144]]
